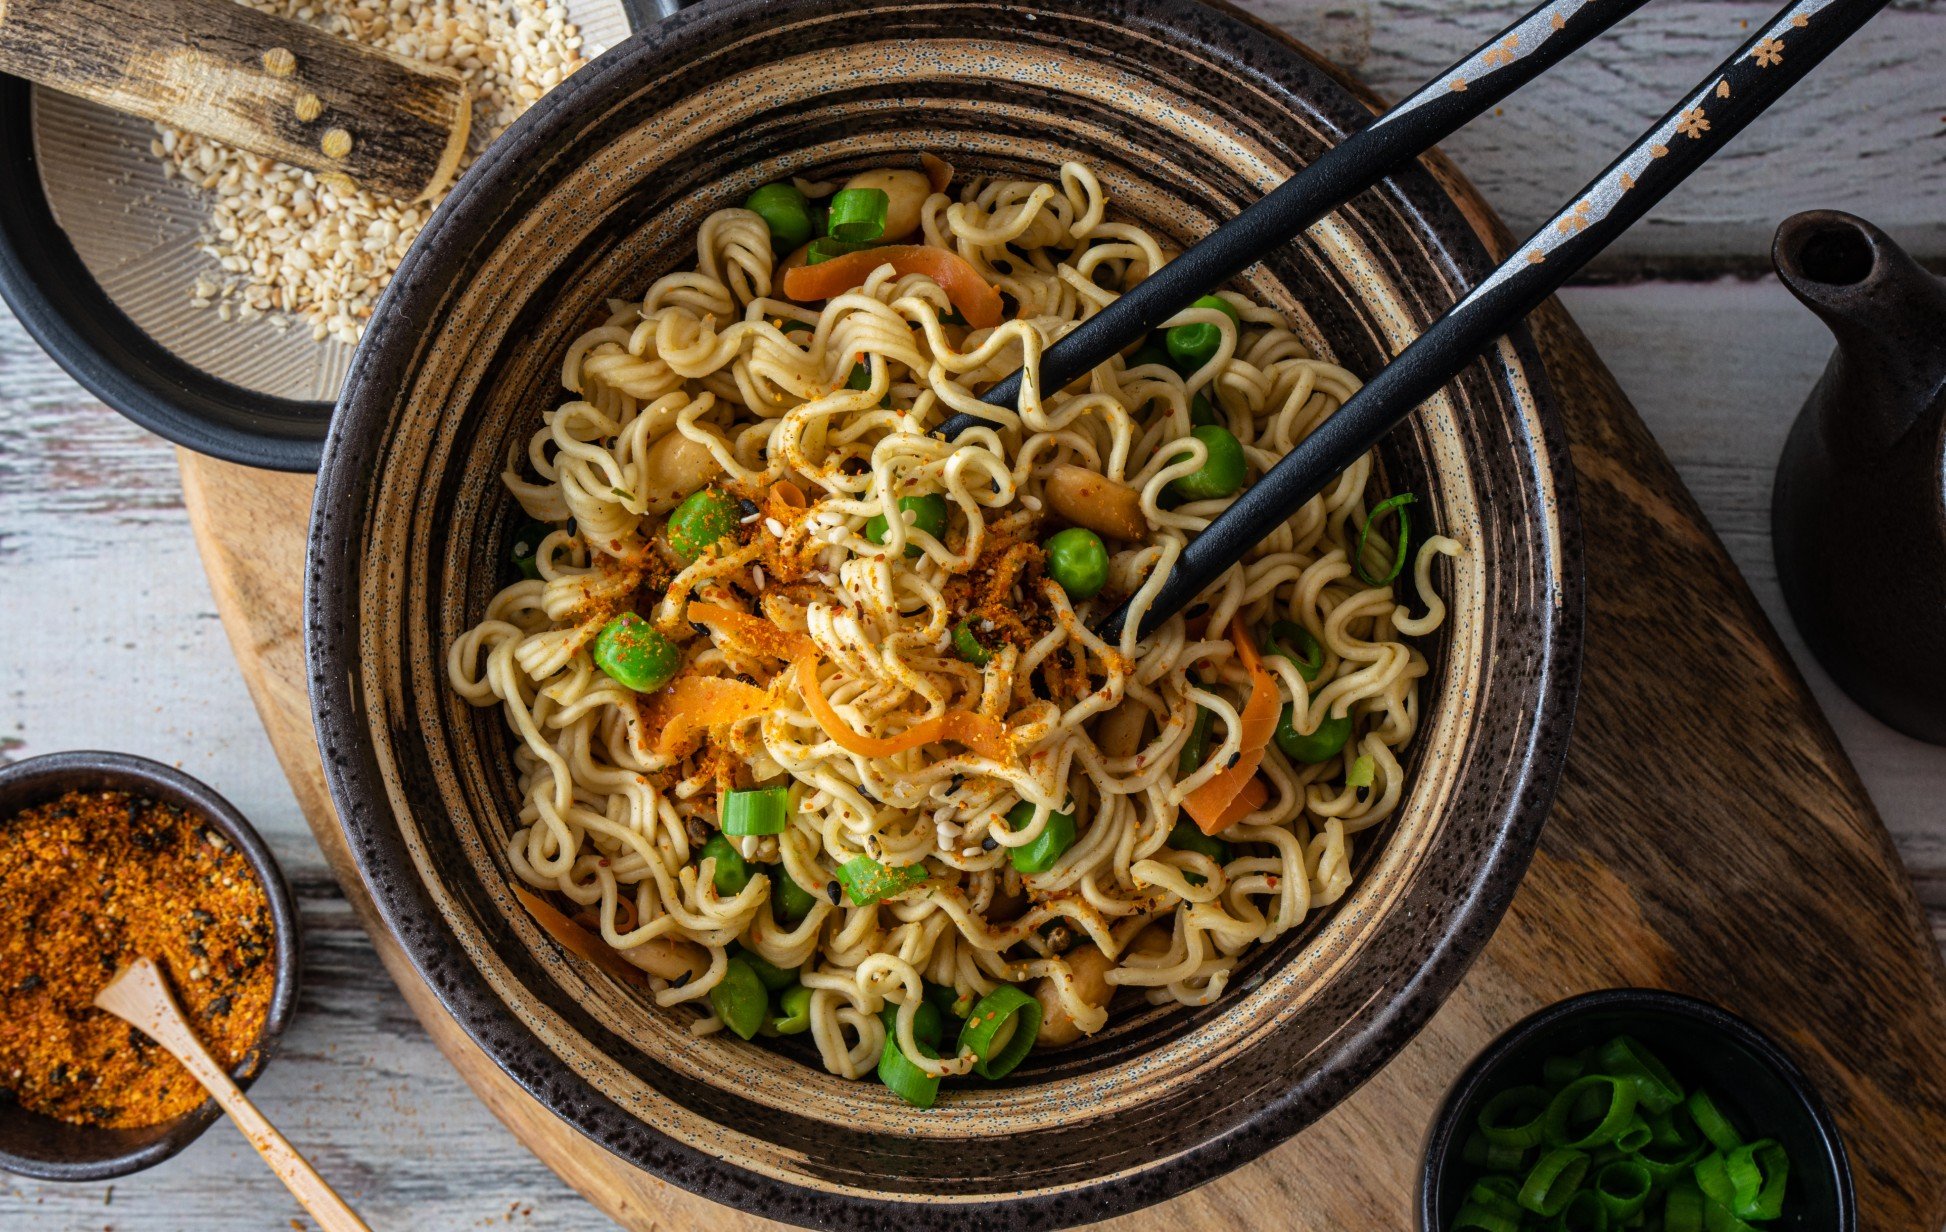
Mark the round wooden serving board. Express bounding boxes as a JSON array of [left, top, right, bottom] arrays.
[[177, 79, 1946, 1232]]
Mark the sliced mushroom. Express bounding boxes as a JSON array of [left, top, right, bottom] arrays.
[[1044, 464, 1148, 541], [1034, 943, 1114, 1046], [1095, 700, 1150, 759], [641, 430, 720, 513], [616, 935, 710, 983]]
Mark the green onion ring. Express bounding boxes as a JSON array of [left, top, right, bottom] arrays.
[[1452, 1204, 1520, 1232], [875, 1013, 941, 1109], [1595, 1034, 1686, 1114], [1727, 1139, 1788, 1221], [1593, 1159, 1654, 1222], [1542, 1051, 1588, 1090], [826, 187, 890, 243], [721, 785, 790, 836], [1633, 1137, 1709, 1186], [1614, 1112, 1653, 1153], [1353, 491, 1416, 586], [1686, 1089, 1744, 1153], [1664, 1180, 1706, 1232], [1267, 619, 1324, 681], [1693, 1151, 1738, 1207], [1544, 1075, 1640, 1149], [1478, 1084, 1550, 1148], [956, 984, 1043, 1079], [1552, 1189, 1609, 1231], [1518, 1147, 1590, 1216]]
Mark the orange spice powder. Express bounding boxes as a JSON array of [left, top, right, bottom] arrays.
[[0, 789, 276, 1128]]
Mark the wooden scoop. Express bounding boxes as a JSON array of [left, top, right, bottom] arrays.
[[94, 957, 373, 1232], [0, 0, 470, 200]]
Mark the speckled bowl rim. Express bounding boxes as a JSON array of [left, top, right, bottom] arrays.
[[304, 1, 1584, 1226], [1417, 989, 1858, 1231], [0, 751, 303, 1182]]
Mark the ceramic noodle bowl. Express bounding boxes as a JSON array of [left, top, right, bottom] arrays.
[[305, 1, 1582, 1225]]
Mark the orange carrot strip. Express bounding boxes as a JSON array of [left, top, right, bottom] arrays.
[[782, 245, 1004, 330], [512, 885, 647, 988], [638, 674, 771, 757], [795, 654, 1013, 761], [688, 602, 815, 661], [1206, 774, 1270, 832], [1182, 618, 1282, 834]]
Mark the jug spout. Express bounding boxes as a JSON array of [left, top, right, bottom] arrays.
[[1772, 211, 1946, 458]]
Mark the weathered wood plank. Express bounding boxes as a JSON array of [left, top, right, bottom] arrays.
[[1238, 0, 1946, 263]]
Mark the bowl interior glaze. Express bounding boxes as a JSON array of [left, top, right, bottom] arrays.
[[307, 1, 1581, 1226], [0, 752, 301, 1182]]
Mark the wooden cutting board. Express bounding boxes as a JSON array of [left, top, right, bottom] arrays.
[[176, 200, 1946, 1232]]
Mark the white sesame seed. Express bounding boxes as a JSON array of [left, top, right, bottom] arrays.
[[764, 518, 786, 537]]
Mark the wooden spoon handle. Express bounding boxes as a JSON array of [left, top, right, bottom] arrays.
[[95, 960, 373, 1232], [0, 0, 469, 200]]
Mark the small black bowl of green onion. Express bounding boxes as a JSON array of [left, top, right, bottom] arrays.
[[1419, 989, 1854, 1232]]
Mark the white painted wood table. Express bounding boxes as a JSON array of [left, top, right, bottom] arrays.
[[2, 2, 1943, 1227]]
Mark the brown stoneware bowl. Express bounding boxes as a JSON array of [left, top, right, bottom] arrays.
[[0, 751, 301, 1181], [305, 0, 1583, 1226]]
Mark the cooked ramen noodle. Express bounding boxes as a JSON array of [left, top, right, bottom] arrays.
[[449, 158, 1461, 1099]]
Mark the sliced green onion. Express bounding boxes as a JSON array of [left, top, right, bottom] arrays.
[[1686, 1089, 1744, 1153], [1543, 1051, 1589, 1090], [509, 517, 551, 580], [807, 235, 872, 265], [1346, 754, 1375, 788], [1478, 1085, 1550, 1149], [734, 947, 798, 992], [953, 619, 994, 666], [1452, 1205, 1520, 1232], [1552, 1189, 1609, 1232], [1468, 1176, 1524, 1220], [708, 957, 768, 1040], [827, 187, 890, 243], [1701, 1197, 1761, 1232], [876, 1005, 941, 1108], [769, 984, 813, 1035], [1614, 1112, 1653, 1153], [722, 786, 790, 836], [1268, 620, 1324, 681], [1593, 1159, 1654, 1222], [1519, 1147, 1591, 1216], [1177, 704, 1214, 775], [1005, 801, 1076, 875], [923, 981, 965, 1024], [1727, 1140, 1788, 1221], [836, 855, 929, 905], [1544, 1075, 1640, 1149], [1460, 1129, 1528, 1172], [1665, 1180, 1706, 1232], [743, 182, 813, 250], [1693, 1150, 1737, 1207], [701, 833, 749, 896], [1354, 491, 1417, 586], [847, 360, 874, 390], [1595, 1034, 1686, 1115], [1647, 1103, 1702, 1150], [769, 863, 817, 924], [1635, 1135, 1710, 1186], [955, 984, 1043, 1079]]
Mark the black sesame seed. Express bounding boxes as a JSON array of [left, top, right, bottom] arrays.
[[15, 974, 42, 992], [207, 995, 233, 1017], [981, 837, 998, 852], [826, 881, 842, 904], [736, 498, 760, 517]]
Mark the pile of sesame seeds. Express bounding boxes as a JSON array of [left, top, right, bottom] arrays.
[[156, 0, 590, 344]]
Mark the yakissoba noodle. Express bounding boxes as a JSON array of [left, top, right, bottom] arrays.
[[448, 159, 1461, 1085]]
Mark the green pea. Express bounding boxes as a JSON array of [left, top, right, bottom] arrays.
[[1044, 526, 1109, 600], [1275, 703, 1353, 764], [709, 957, 769, 1040], [743, 182, 813, 251], [1126, 340, 1173, 371], [1190, 393, 1218, 426], [769, 864, 817, 925], [735, 947, 799, 992], [953, 619, 994, 665], [592, 613, 682, 694], [701, 833, 749, 895], [1006, 801, 1077, 874], [1165, 294, 1240, 370], [1168, 820, 1230, 863], [770, 985, 814, 1035], [1169, 425, 1247, 502], [665, 487, 741, 563], [509, 518, 551, 580], [923, 980, 967, 1024], [865, 493, 948, 557]]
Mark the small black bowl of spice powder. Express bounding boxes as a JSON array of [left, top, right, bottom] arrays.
[[0, 751, 299, 1181]]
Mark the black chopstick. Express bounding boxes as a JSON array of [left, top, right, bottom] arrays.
[[1098, 0, 1890, 642], [931, 0, 1655, 440]]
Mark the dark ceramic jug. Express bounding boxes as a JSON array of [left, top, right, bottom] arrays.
[[1772, 211, 1946, 745]]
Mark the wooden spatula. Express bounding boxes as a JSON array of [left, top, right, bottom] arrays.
[[0, 0, 470, 200], [95, 957, 373, 1232]]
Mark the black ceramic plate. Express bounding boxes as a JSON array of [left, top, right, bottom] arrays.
[[305, 1, 1583, 1227]]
